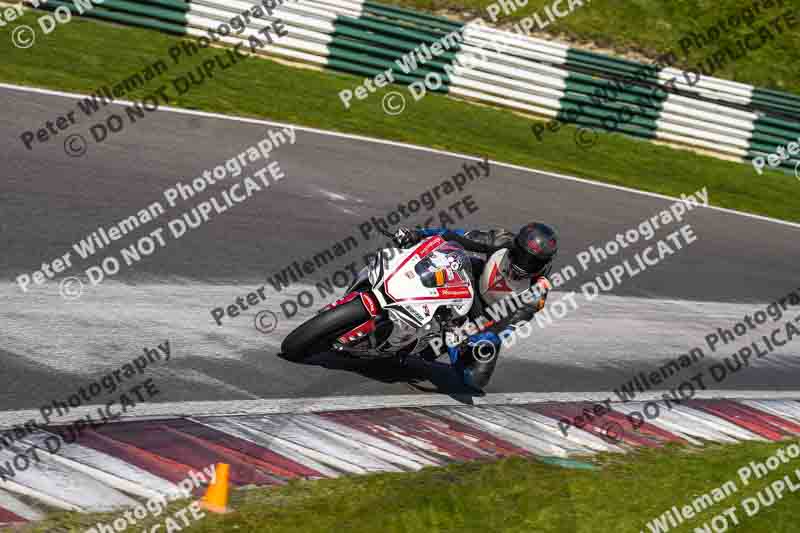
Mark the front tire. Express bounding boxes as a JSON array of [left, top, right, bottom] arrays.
[[280, 297, 370, 362]]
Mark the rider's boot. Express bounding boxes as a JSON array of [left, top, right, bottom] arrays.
[[397, 342, 416, 367], [451, 332, 501, 390]]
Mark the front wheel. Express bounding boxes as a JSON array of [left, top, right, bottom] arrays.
[[280, 297, 371, 362]]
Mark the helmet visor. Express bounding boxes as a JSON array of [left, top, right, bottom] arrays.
[[509, 245, 551, 277]]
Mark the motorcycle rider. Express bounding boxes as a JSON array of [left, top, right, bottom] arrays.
[[391, 223, 559, 390]]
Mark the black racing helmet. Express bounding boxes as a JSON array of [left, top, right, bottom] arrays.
[[508, 222, 558, 278]]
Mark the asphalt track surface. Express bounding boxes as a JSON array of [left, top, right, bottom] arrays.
[[2, 85, 800, 413]]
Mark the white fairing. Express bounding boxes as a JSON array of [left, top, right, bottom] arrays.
[[369, 237, 474, 327], [479, 248, 533, 306]]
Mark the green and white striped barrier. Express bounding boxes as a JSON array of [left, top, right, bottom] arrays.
[[27, 0, 800, 173]]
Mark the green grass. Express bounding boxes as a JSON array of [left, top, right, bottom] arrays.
[[385, 0, 800, 94], [19, 439, 800, 532], [1, 11, 798, 223]]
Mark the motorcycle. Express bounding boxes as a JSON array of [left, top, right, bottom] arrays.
[[280, 230, 475, 363]]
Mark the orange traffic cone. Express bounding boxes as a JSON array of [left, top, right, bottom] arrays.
[[200, 463, 231, 514]]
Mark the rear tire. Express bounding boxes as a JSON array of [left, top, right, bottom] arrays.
[[280, 297, 370, 362]]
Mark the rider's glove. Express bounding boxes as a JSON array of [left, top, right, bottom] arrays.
[[523, 277, 551, 311], [512, 281, 550, 323]]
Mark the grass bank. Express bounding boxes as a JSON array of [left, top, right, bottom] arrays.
[[21, 439, 800, 532], [1, 11, 798, 222], [386, 0, 800, 94]]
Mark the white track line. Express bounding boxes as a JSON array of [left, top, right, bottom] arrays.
[[2, 82, 798, 230], [0, 391, 797, 428]]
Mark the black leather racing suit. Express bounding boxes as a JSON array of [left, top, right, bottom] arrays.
[[410, 227, 551, 389]]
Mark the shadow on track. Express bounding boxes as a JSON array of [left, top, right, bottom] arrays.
[[278, 351, 484, 404]]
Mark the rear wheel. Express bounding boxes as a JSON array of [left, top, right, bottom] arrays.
[[280, 297, 371, 362]]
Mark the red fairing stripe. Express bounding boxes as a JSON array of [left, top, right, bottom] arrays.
[[415, 236, 445, 258], [437, 287, 471, 299], [337, 319, 377, 344], [360, 292, 380, 316], [390, 284, 473, 303], [323, 292, 360, 311]]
